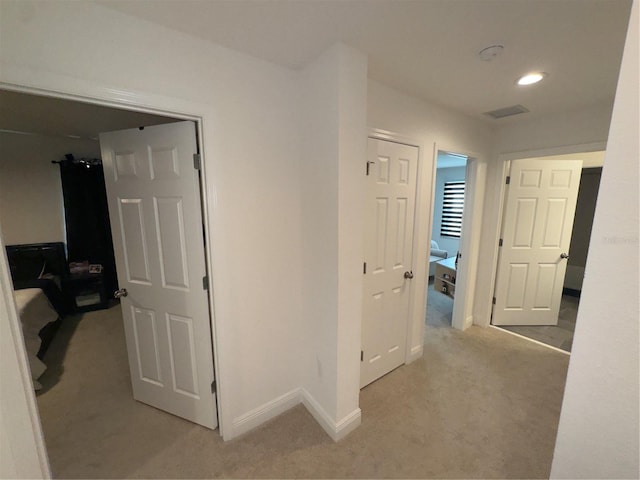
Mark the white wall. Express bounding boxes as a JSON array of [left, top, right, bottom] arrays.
[[0, 0, 370, 444], [551, 1, 639, 476], [367, 79, 494, 347], [0, 0, 305, 440], [431, 165, 466, 256], [300, 44, 366, 438], [0, 132, 100, 245], [335, 47, 367, 425], [494, 101, 613, 155], [300, 47, 341, 423]]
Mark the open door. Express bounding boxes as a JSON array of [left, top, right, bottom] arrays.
[[492, 158, 582, 326], [361, 137, 418, 388], [99, 121, 217, 429]]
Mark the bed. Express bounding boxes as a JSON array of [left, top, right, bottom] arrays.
[[14, 288, 60, 389], [6, 242, 70, 389]]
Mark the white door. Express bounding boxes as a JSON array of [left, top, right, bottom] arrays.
[[361, 138, 418, 388], [99, 121, 217, 429], [492, 159, 582, 326]]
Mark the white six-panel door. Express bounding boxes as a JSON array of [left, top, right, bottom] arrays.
[[361, 138, 418, 388], [492, 159, 582, 326], [99, 121, 217, 429]]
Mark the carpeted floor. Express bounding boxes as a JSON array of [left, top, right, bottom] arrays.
[[426, 278, 578, 352], [36, 303, 569, 479], [425, 278, 456, 329], [499, 296, 578, 352]]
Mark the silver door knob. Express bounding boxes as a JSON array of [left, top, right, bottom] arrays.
[[560, 253, 570, 259], [404, 271, 414, 279], [114, 288, 128, 298]]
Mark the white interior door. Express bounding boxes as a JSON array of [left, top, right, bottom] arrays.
[[99, 121, 217, 429], [492, 158, 582, 326], [361, 138, 418, 388]]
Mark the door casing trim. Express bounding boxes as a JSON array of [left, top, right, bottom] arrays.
[[0, 71, 227, 443]]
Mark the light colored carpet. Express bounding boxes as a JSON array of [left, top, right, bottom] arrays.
[[426, 278, 455, 329], [499, 296, 578, 352], [36, 304, 569, 479], [426, 278, 578, 352]]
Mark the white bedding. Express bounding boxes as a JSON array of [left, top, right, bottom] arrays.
[[14, 288, 59, 389]]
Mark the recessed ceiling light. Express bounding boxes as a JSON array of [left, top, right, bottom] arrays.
[[517, 72, 547, 86]]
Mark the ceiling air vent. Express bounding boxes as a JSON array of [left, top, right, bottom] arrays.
[[483, 105, 530, 119]]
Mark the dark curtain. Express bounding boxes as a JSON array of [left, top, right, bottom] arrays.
[[59, 158, 118, 294]]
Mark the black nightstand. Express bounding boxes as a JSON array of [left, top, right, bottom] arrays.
[[63, 272, 109, 312]]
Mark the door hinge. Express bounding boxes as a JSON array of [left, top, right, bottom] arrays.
[[505, 176, 511, 185], [202, 275, 209, 290], [499, 238, 503, 247], [193, 153, 202, 170], [361, 350, 364, 362], [211, 379, 216, 394], [492, 297, 496, 305], [366, 161, 374, 176], [363, 262, 367, 274]]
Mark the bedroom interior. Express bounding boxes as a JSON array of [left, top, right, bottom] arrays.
[[0, 89, 179, 391], [55, 152, 118, 309], [426, 152, 467, 329], [427, 152, 467, 277]]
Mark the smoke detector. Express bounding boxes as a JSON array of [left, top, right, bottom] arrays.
[[479, 45, 504, 61]]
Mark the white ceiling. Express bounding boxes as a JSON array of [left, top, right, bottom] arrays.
[[98, 0, 633, 124], [437, 152, 467, 169], [0, 90, 178, 140]]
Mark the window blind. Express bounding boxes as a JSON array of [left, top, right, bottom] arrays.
[[440, 181, 465, 238]]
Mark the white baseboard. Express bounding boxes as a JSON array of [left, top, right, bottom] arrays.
[[490, 325, 570, 356], [333, 407, 362, 441], [464, 315, 474, 329], [229, 388, 301, 439], [407, 344, 423, 363], [228, 387, 362, 442], [301, 388, 361, 441]]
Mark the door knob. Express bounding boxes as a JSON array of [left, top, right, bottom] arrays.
[[404, 271, 414, 279], [114, 288, 128, 299], [560, 253, 570, 259]]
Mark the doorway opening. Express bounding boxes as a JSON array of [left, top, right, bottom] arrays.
[[491, 153, 604, 353], [427, 151, 467, 329], [0, 88, 218, 475]]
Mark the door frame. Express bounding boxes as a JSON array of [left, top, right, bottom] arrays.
[[0, 75, 227, 450], [482, 142, 607, 327], [0, 231, 51, 478], [429, 145, 485, 331]]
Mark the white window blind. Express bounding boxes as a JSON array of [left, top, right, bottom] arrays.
[[440, 181, 465, 238]]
